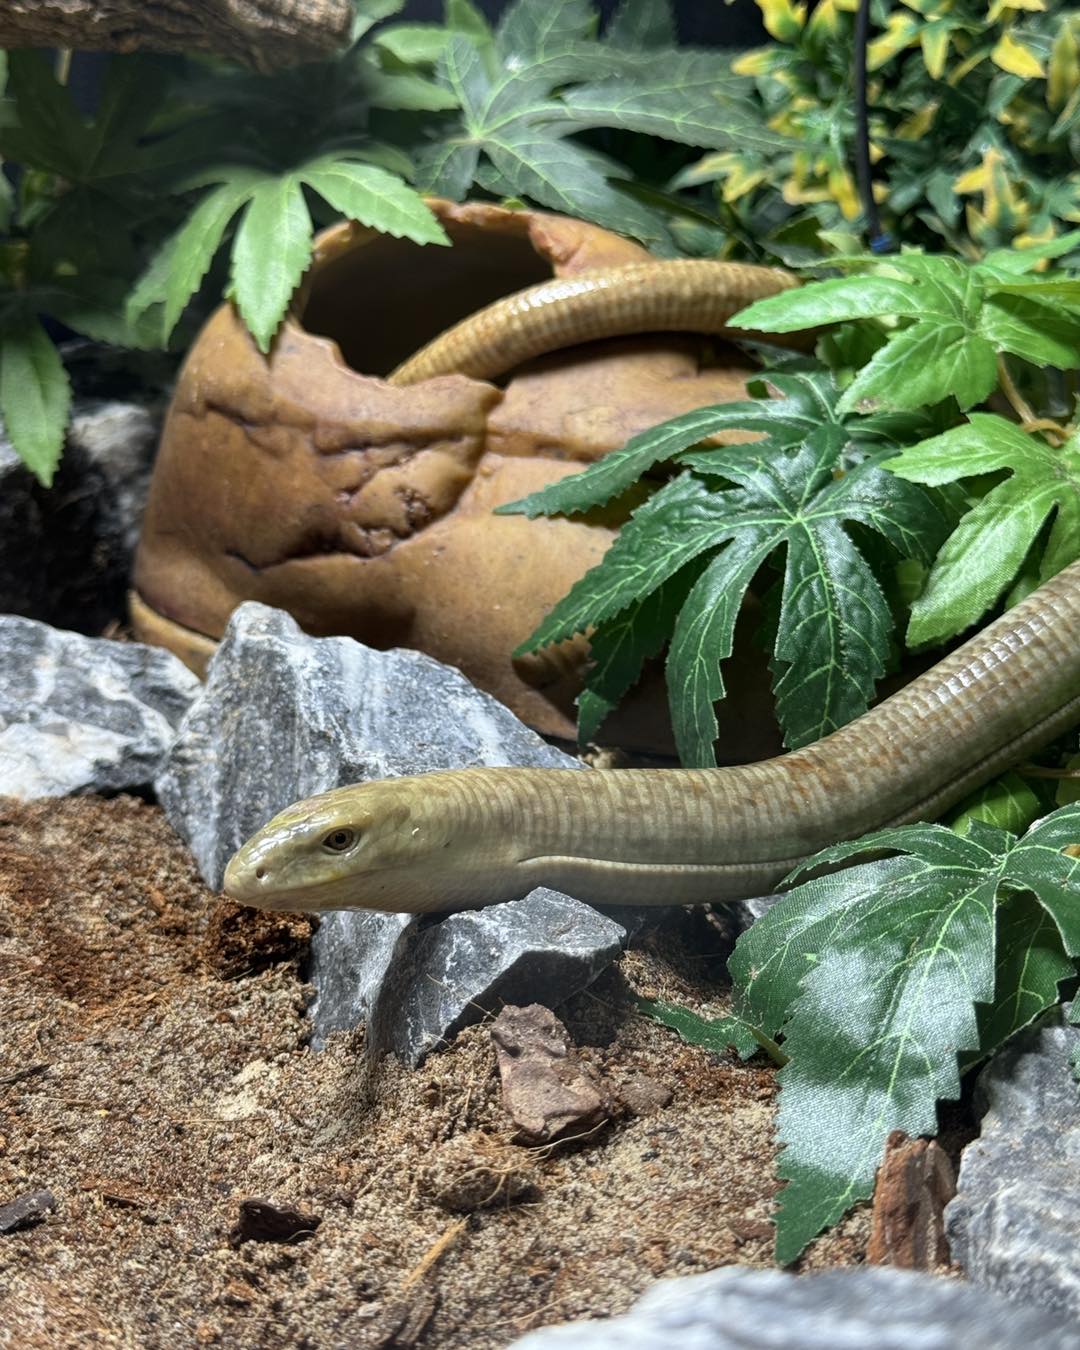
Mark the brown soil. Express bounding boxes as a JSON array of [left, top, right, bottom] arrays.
[[0, 795, 869, 1350]]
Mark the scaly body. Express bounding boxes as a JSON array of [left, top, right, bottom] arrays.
[[224, 558, 1080, 914], [386, 259, 800, 385]]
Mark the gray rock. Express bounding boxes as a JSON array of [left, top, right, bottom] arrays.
[[306, 909, 414, 1048], [367, 890, 625, 1063], [0, 616, 200, 799], [70, 400, 159, 554], [731, 894, 779, 928], [0, 397, 159, 634], [945, 1007, 1080, 1319], [157, 603, 634, 1063], [507, 1265, 1080, 1350]]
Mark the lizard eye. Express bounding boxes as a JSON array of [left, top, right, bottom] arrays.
[[321, 828, 358, 854]]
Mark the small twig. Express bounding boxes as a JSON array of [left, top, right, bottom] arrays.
[[399, 1218, 468, 1291], [0, 1062, 49, 1088], [525, 1118, 610, 1160]]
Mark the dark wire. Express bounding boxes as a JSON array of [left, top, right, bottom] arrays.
[[853, 0, 894, 253]]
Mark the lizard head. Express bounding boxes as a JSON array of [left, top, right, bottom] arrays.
[[222, 777, 467, 914]]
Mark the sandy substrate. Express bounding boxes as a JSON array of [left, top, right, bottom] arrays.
[[0, 794, 870, 1349]]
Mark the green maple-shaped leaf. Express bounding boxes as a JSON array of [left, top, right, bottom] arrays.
[[413, 0, 783, 247], [575, 570, 693, 745], [356, 46, 461, 111], [504, 371, 947, 763], [1, 52, 184, 274], [948, 770, 1042, 838], [969, 890, 1074, 1068], [1, 50, 101, 179], [130, 156, 447, 351], [558, 52, 766, 152], [496, 0, 596, 58], [733, 254, 1080, 413], [729, 803, 1080, 1264], [0, 316, 71, 486], [419, 31, 670, 247], [606, 0, 677, 50], [0, 51, 191, 346], [497, 368, 891, 519], [351, 0, 406, 42], [884, 413, 1080, 646], [229, 175, 313, 353]]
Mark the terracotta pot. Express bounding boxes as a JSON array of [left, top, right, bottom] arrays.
[[131, 200, 783, 760]]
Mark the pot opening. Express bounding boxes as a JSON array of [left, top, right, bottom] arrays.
[[298, 218, 554, 379]]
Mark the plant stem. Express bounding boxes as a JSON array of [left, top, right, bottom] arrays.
[[750, 1026, 790, 1067]]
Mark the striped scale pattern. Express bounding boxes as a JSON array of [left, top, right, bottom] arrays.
[[387, 260, 799, 386], [482, 559, 1080, 907]]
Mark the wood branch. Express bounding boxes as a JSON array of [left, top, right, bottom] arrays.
[[1, 1, 354, 74]]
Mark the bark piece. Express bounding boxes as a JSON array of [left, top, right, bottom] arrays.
[[0, 2, 351, 72], [866, 1130, 955, 1270], [492, 1004, 613, 1145]]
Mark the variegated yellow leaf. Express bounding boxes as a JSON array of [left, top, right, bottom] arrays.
[[955, 147, 1028, 235], [782, 177, 831, 206], [966, 201, 990, 245], [896, 101, 940, 138], [732, 48, 778, 76], [828, 165, 861, 219], [992, 30, 1046, 78], [806, 0, 840, 38], [867, 13, 920, 68], [954, 161, 988, 194], [758, 0, 807, 43], [1014, 223, 1057, 267], [988, 0, 1045, 16], [948, 47, 990, 84], [921, 24, 951, 78], [986, 157, 1027, 231], [722, 161, 768, 202], [1049, 18, 1080, 110]]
